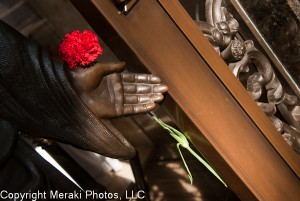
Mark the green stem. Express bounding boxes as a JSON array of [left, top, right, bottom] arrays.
[[186, 147, 227, 187], [177, 143, 193, 185], [150, 113, 227, 187]]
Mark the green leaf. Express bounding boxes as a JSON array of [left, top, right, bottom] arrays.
[[151, 114, 227, 187], [177, 143, 193, 184]]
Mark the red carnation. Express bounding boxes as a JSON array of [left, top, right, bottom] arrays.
[[58, 30, 103, 69]]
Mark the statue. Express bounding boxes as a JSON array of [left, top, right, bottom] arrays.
[[0, 20, 167, 198]]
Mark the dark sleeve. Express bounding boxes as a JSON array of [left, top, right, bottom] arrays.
[[0, 21, 135, 159]]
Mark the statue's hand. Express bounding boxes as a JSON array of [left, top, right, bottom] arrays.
[[69, 62, 168, 118]]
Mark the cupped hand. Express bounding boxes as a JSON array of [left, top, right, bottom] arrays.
[[69, 62, 168, 118]]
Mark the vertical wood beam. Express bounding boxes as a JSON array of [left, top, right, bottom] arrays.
[[71, 0, 300, 200]]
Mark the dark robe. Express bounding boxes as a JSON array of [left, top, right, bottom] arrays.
[[0, 20, 134, 199], [0, 119, 92, 200], [0, 20, 135, 159]]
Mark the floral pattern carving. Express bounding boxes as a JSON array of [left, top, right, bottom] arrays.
[[196, 0, 300, 153]]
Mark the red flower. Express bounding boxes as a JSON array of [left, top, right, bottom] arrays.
[[58, 30, 103, 69]]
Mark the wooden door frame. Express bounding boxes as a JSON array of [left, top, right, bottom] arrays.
[[158, 0, 300, 178], [71, 0, 300, 200]]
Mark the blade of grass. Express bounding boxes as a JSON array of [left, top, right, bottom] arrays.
[[151, 113, 227, 187], [177, 143, 193, 184]]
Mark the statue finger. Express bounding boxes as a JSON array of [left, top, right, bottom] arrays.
[[124, 83, 168, 94], [123, 103, 156, 115], [124, 84, 151, 94], [97, 62, 126, 76], [154, 84, 168, 93], [122, 73, 161, 84], [124, 94, 164, 104]]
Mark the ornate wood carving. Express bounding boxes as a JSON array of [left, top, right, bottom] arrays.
[[196, 0, 300, 154]]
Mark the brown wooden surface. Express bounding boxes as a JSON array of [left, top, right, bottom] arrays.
[[71, 0, 300, 200], [159, 0, 300, 178]]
